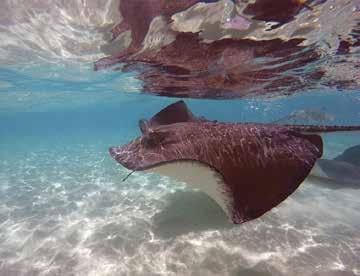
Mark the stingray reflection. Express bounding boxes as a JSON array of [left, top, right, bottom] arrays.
[[96, 0, 360, 99]]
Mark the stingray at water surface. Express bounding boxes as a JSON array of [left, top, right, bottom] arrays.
[[96, 0, 360, 99], [109, 101, 360, 224]]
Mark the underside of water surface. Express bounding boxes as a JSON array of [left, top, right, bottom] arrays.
[[0, 1, 360, 276]]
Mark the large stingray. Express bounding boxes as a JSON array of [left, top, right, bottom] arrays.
[[109, 101, 360, 224]]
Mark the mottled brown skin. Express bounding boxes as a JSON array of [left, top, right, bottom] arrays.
[[95, 0, 360, 97], [109, 0, 201, 49], [109, 101, 360, 224], [113, 33, 322, 98], [243, 0, 314, 28], [110, 121, 322, 223], [96, 0, 203, 70], [110, 0, 246, 44], [95, 1, 327, 97], [110, 0, 313, 43], [109, 101, 360, 223]]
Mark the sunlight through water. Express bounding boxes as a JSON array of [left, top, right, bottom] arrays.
[[0, 1, 360, 275]]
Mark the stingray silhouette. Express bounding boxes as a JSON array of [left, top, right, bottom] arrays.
[[109, 101, 360, 224], [311, 145, 360, 188]]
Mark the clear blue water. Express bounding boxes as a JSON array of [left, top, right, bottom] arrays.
[[1, 64, 360, 276], [1, 1, 360, 275]]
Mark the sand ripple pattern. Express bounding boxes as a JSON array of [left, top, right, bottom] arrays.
[[0, 146, 359, 276]]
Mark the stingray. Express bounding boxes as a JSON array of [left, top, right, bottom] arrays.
[[310, 145, 360, 188], [95, 0, 204, 70], [94, 2, 326, 98], [103, 32, 322, 98], [109, 101, 360, 224], [96, 0, 238, 71]]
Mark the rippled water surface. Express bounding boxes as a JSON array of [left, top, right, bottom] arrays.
[[1, 1, 360, 275]]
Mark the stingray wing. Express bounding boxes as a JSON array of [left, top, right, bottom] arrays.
[[334, 145, 360, 166], [215, 127, 323, 223]]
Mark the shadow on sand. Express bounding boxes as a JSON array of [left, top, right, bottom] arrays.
[[151, 189, 235, 239]]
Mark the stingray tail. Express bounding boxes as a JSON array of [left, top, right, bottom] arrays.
[[286, 125, 360, 133]]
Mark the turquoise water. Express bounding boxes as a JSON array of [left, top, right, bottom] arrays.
[[1, 0, 360, 275], [1, 64, 360, 275]]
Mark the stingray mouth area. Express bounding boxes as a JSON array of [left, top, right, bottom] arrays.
[[108, 145, 218, 173], [109, 146, 217, 173], [109, 144, 148, 171]]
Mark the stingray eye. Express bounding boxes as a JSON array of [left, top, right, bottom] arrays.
[[150, 131, 166, 144], [139, 119, 166, 147]]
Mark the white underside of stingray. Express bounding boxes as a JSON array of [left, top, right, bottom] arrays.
[[147, 161, 234, 219], [147, 160, 352, 221]]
